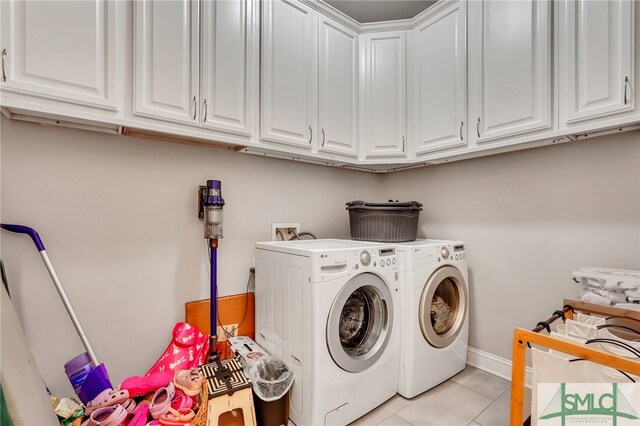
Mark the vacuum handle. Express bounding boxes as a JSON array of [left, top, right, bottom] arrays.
[[1, 224, 46, 251], [1, 223, 99, 366]]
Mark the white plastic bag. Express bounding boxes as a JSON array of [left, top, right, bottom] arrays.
[[245, 355, 294, 402]]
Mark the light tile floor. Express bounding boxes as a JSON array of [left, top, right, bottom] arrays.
[[348, 365, 532, 426]]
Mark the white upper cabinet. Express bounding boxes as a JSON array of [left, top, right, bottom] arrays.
[[318, 17, 359, 157], [200, 0, 257, 136], [261, 0, 317, 150], [362, 31, 407, 158], [559, 0, 635, 127], [133, 0, 256, 136], [412, 1, 466, 156], [468, 0, 552, 144], [0, 0, 122, 110], [134, 0, 200, 125]]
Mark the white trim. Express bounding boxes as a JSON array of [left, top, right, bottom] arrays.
[[467, 346, 533, 389]]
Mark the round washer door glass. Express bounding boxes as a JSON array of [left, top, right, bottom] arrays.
[[327, 272, 394, 373], [419, 266, 467, 348]]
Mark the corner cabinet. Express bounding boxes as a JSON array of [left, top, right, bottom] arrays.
[[468, 0, 552, 144], [260, 1, 358, 157], [134, 0, 257, 136], [0, 0, 123, 112], [412, 1, 467, 157], [558, 0, 636, 128], [362, 31, 407, 159]]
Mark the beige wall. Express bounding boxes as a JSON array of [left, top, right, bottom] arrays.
[[2, 115, 639, 397], [384, 130, 640, 360], [0, 117, 382, 395]]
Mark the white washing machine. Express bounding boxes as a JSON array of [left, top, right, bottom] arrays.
[[396, 239, 469, 398], [255, 239, 401, 425]]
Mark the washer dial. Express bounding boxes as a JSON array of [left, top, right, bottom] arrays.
[[441, 247, 450, 259], [360, 251, 371, 266]]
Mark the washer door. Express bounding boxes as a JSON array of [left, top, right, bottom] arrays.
[[326, 273, 394, 373], [419, 266, 467, 348]]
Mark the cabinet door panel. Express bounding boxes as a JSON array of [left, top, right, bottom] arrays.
[[1, 0, 120, 110], [560, 0, 634, 125], [201, 0, 256, 136], [134, 0, 199, 125], [318, 17, 358, 157], [363, 32, 407, 158], [261, 0, 317, 149], [414, 1, 466, 155], [469, 0, 551, 143]]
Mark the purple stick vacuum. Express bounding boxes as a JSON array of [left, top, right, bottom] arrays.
[[202, 180, 225, 360]]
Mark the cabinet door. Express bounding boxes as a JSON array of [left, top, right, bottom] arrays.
[[363, 32, 407, 158], [559, 0, 635, 126], [261, 0, 317, 149], [468, 0, 551, 144], [201, 0, 257, 137], [0, 0, 121, 110], [134, 0, 199, 125], [318, 17, 358, 157], [413, 1, 466, 156]]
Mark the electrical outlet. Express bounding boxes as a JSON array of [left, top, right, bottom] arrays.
[[272, 223, 300, 241], [216, 324, 238, 342]]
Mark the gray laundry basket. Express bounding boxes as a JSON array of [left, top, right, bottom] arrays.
[[346, 200, 423, 242]]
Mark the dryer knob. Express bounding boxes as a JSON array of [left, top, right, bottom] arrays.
[[441, 247, 450, 259], [360, 251, 371, 266]]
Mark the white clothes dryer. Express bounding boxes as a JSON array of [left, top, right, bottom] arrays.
[[255, 239, 401, 425], [396, 239, 469, 398]]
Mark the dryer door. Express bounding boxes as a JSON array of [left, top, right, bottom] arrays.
[[326, 272, 394, 373], [419, 266, 468, 348]]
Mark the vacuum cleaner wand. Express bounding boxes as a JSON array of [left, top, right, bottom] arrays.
[[1, 224, 100, 367]]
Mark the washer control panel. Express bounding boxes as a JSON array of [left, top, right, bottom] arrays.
[[352, 248, 398, 273]]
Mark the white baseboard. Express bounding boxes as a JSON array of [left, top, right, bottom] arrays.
[[467, 346, 532, 389]]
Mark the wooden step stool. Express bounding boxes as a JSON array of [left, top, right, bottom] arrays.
[[200, 358, 256, 426]]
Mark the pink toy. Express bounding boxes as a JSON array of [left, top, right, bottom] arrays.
[[121, 371, 172, 398], [145, 323, 208, 377]]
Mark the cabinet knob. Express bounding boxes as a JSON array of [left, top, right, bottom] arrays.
[[203, 99, 208, 122], [192, 96, 197, 121], [624, 76, 630, 105], [460, 121, 464, 141], [402, 136, 405, 152], [1, 49, 6, 83]]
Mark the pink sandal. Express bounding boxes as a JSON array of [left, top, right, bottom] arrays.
[[122, 398, 137, 413], [149, 382, 175, 419], [126, 401, 150, 426], [173, 369, 202, 397], [170, 389, 195, 411], [81, 404, 127, 426], [85, 388, 129, 415], [158, 408, 195, 426]]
